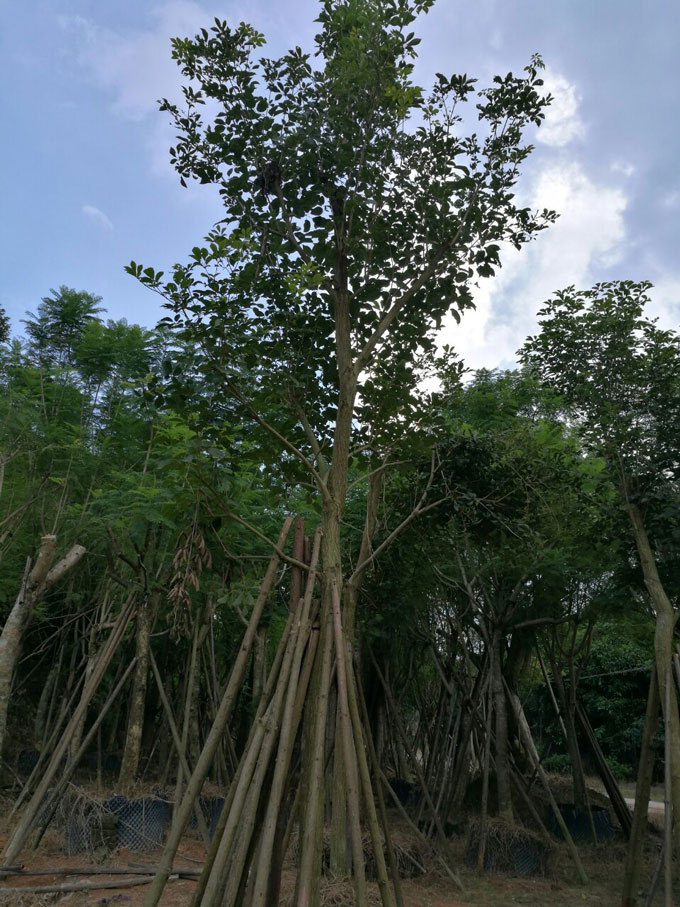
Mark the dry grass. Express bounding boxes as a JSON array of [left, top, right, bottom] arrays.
[[280, 876, 383, 907]]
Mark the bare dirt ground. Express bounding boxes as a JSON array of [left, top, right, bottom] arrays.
[[0, 827, 668, 907], [0, 778, 670, 907]]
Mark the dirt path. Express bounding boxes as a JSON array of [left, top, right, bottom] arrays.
[[624, 797, 665, 830]]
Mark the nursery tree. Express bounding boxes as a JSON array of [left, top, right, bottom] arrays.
[[131, 0, 556, 901], [521, 280, 680, 863]]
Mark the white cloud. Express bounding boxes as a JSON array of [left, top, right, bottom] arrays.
[[537, 70, 586, 148], [661, 190, 680, 210], [58, 3, 223, 121], [82, 204, 114, 231], [647, 279, 680, 326], [440, 161, 628, 371], [611, 160, 636, 178]]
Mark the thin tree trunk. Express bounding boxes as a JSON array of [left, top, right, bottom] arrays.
[[622, 666, 659, 907], [477, 680, 493, 873], [627, 501, 680, 861], [119, 593, 154, 789], [491, 628, 513, 822]]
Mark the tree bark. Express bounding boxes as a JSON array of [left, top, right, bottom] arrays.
[[119, 593, 154, 788]]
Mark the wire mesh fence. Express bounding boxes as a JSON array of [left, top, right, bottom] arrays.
[[42, 787, 174, 854]]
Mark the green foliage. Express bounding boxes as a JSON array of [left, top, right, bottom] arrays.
[[521, 281, 680, 496], [23, 286, 104, 368], [0, 306, 9, 344], [542, 753, 571, 775], [128, 0, 555, 471]]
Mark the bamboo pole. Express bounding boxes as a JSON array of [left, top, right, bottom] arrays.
[[295, 605, 335, 907], [355, 665, 405, 907], [344, 639, 398, 907], [250, 529, 321, 906], [188, 605, 298, 907], [207, 600, 305, 907]]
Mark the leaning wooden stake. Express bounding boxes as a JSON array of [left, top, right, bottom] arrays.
[[188, 606, 298, 907], [368, 646, 464, 892], [204, 595, 307, 907], [295, 604, 335, 907], [143, 517, 293, 907], [355, 664, 405, 907], [33, 657, 138, 849], [249, 528, 322, 907], [343, 631, 398, 907]]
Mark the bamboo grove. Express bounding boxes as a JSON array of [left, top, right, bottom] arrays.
[[1, 1, 679, 905]]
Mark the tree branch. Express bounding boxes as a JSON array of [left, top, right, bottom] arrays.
[[347, 450, 444, 584], [354, 204, 475, 377], [224, 510, 311, 572], [212, 364, 332, 503], [294, 403, 329, 478]]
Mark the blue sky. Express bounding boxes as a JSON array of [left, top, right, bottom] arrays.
[[2, 0, 679, 369]]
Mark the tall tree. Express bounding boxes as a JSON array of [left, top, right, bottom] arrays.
[[131, 0, 556, 900], [521, 279, 680, 864]]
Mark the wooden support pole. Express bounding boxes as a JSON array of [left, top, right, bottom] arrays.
[[331, 584, 368, 907]]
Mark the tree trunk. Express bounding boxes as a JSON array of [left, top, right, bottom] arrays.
[[119, 594, 154, 788], [622, 666, 659, 907], [491, 628, 513, 822], [627, 501, 680, 861], [0, 537, 86, 763]]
